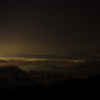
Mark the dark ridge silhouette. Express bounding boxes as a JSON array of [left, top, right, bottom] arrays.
[[66, 50, 99, 59], [0, 66, 28, 79], [1, 50, 100, 60], [50, 73, 100, 100], [0, 60, 7, 62], [0, 73, 100, 99], [0, 66, 29, 89]]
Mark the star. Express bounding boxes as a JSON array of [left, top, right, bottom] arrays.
[[31, 24, 33, 26], [22, 23, 24, 25], [66, 9, 69, 11]]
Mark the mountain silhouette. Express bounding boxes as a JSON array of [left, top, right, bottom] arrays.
[[0, 66, 29, 89], [0, 72, 100, 99], [49, 73, 100, 100], [66, 50, 99, 59], [1, 50, 100, 60]]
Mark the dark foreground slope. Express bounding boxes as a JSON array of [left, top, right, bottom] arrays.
[[0, 73, 100, 100], [50, 74, 100, 100]]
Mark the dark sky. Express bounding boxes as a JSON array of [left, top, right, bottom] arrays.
[[0, 0, 100, 55]]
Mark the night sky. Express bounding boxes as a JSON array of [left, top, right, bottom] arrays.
[[0, 0, 100, 55]]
